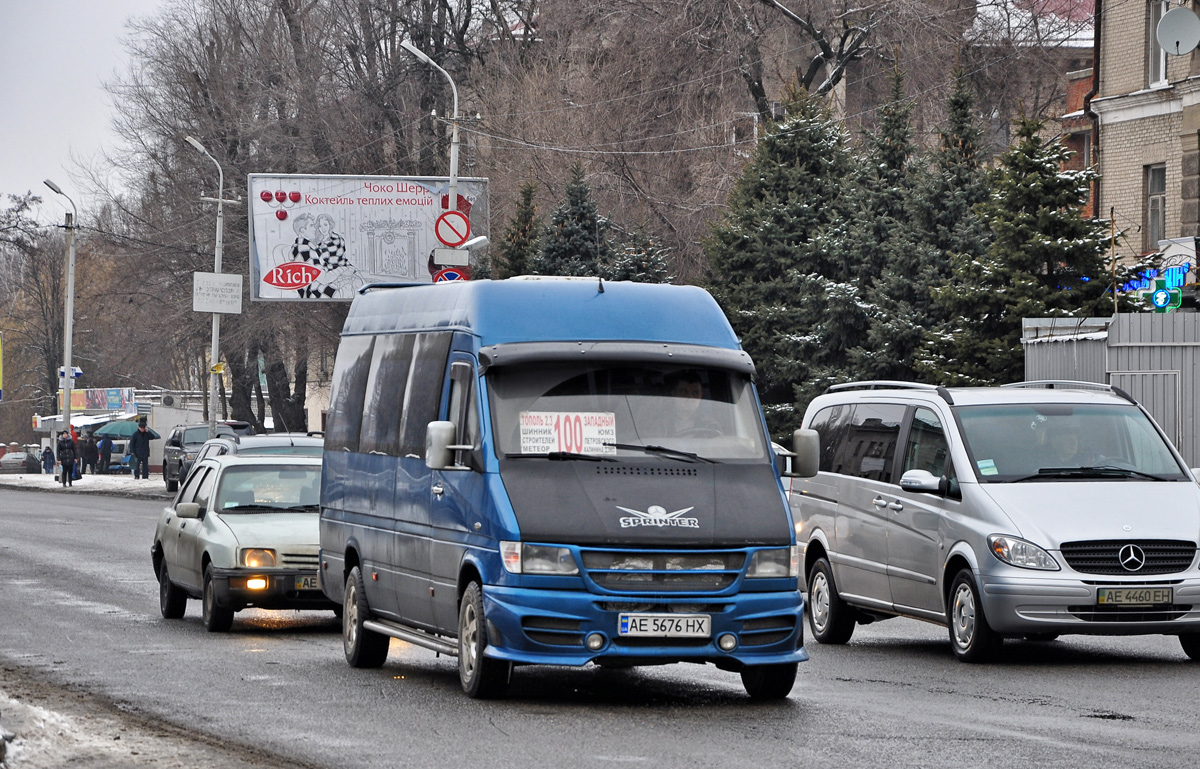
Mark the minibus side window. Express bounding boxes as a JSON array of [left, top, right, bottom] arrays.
[[447, 361, 480, 469], [325, 335, 375, 452], [359, 334, 415, 456], [398, 332, 453, 457]]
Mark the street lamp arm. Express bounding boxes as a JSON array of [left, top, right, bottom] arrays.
[[400, 42, 460, 213]]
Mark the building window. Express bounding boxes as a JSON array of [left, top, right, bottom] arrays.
[[1146, 164, 1167, 252], [1149, 0, 1169, 86]]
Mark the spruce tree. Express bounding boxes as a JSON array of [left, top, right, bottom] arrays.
[[533, 164, 613, 276], [496, 180, 542, 279], [605, 230, 672, 283], [705, 87, 861, 436], [923, 116, 1113, 385]]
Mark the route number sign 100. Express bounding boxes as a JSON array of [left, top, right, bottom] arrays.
[[519, 412, 617, 455]]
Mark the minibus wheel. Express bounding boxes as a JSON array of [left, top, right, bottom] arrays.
[[458, 581, 511, 699], [947, 569, 1001, 662], [807, 557, 855, 644], [740, 662, 798, 700], [343, 566, 389, 668], [1180, 634, 1200, 660], [158, 562, 186, 619], [202, 565, 234, 632]]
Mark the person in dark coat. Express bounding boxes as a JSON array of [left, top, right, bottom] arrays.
[[82, 434, 99, 475], [98, 435, 113, 474], [128, 418, 152, 480], [56, 431, 77, 487], [41, 447, 54, 474]]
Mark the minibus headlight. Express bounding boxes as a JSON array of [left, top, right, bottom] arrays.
[[988, 535, 1060, 571], [747, 546, 799, 578], [241, 548, 276, 568], [499, 541, 578, 575]]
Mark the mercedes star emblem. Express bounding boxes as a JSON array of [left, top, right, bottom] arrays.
[[1118, 544, 1146, 572]]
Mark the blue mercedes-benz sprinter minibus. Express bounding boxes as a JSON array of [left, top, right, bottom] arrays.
[[318, 277, 817, 698]]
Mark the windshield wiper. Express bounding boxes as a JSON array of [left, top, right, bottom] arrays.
[[504, 452, 615, 462], [283, 504, 320, 511], [602, 442, 715, 464], [220, 504, 287, 513], [1010, 466, 1171, 482]]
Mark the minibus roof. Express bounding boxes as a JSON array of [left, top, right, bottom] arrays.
[[343, 279, 743, 349]]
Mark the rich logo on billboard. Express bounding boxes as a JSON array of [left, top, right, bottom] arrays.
[[263, 263, 321, 289]]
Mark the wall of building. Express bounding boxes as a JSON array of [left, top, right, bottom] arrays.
[[1098, 111, 1182, 253]]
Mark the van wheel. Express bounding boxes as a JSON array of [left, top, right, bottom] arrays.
[[948, 569, 1001, 662], [202, 565, 234, 632], [158, 561, 187, 619], [458, 581, 510, 698], [740, 662, 798, 700], [1180, 634, 1200, 660], [807, 557, 855, 644], [343, 566, 389, 668]]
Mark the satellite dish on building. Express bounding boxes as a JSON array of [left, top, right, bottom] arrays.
[[1157, 7, 1200, 56]]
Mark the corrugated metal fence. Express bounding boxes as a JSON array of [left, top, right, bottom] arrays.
[[1023, 315, 1200, 465]]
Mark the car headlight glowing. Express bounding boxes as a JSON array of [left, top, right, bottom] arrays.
[[499, 541, 578, 575], [746, 546, 800, 578], [246, 577, 268, 590], [988, 535, 1060, 571], [241, 548, 277, 568]]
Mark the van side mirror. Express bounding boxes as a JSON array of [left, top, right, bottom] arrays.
[[789, 428, 820, 478], [175, 502, 201, 519], [425, 421, 475, 470], [899, 469, 943, 494]]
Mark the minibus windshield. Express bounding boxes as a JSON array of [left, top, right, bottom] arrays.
[[956, 403, 1188, 483], [488, 363, 769, 461]]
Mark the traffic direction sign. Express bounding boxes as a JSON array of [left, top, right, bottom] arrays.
[[434, 210, 471, 247]]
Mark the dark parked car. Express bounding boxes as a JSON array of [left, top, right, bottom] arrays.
[[162, 423, 235, 492]]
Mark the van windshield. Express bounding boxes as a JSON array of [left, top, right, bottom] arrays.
[[487, 363, 769, 461], [956, 403, 1187, 483]]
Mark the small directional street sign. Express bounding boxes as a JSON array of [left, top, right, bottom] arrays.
[[432, 247, 470, 266]]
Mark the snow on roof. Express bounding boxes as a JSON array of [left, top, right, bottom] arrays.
[[967, 0, 1094, 49]]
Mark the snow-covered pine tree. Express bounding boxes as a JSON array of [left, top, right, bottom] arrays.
[[705, 86, 861, 436], [532, 164, 613, 276], [496, 179, 542, 279], [923, 116, 1113, 385], [605, 230, 672, 283]]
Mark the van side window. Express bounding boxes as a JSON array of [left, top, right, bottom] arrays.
[[359, 334, 415, 455], [903, 408, 951, 478], [447, 361, 479, 467], [808, 405, 849, 473], [844, 403, 905, 482], [325, 335, 375, 452], [399, 332, 454, 456]]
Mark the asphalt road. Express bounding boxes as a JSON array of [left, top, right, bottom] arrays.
[[2, 487, 1199, 768]]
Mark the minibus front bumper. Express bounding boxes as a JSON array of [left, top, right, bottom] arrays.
[[478, 584, 808, 668]]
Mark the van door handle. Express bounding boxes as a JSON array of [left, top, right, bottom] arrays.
[[888, 501, 904, 512], [872, 497, 888, 508], [432, 482, 445, 498]]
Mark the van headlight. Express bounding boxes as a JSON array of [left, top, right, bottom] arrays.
[[746, 545, 800, 578], [988, 536, 1060, 571], [499, 541, 578, 575]]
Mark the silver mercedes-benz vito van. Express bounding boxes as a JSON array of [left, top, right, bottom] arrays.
[[791, 380, 1200, 662]]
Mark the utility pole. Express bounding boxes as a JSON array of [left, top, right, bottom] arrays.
[[43, 180, 77, 447]]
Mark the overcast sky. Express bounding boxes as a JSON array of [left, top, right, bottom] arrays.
[[0, 0, 165, 223]]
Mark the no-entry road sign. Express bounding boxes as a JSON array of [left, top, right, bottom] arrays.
[[435, 210, 471, 247]]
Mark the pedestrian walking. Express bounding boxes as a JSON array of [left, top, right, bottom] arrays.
[[82, 434, 99, 475], [98, 435, 113, 474], [129, 418, 152, 480], [41, 446, 54, 474], [56, 431, 77, 488]]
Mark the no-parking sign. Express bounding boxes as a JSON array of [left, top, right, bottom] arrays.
[[433, 267, 469, 282]]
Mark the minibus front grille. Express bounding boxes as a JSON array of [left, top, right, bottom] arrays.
[[595, 466, 698, 477], [1060, 540, 1197, 575], [581, 551, 745, 593], [1067, 604, 1193, 622]]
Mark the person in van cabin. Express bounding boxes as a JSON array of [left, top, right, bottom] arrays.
[[1044, 421, 1093, 467], [664, 370, 721, 437]]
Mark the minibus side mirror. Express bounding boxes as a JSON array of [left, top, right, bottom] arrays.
[[788, 428, 819, 478], [425, 421, 475, 471], [899, 469, 944, 495]]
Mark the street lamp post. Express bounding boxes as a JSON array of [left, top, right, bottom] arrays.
[[43, 179, 77, 451], [400, 41, 460, 212], [184, 136, 235, 440]]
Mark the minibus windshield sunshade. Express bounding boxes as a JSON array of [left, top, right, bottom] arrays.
[[602, 442, 716, 463], [1007, 466, 1173, 482], [504, 451, 617, 462]]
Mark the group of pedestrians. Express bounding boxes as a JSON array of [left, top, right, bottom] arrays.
[[43, 427, 128, 486]]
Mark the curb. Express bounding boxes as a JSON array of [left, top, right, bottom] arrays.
[[0, 479, 171, 502]]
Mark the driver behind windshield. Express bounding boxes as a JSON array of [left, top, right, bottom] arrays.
[[665, 370, 720, 437]]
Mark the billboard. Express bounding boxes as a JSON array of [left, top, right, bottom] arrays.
[[248, 174, 489, 301]]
